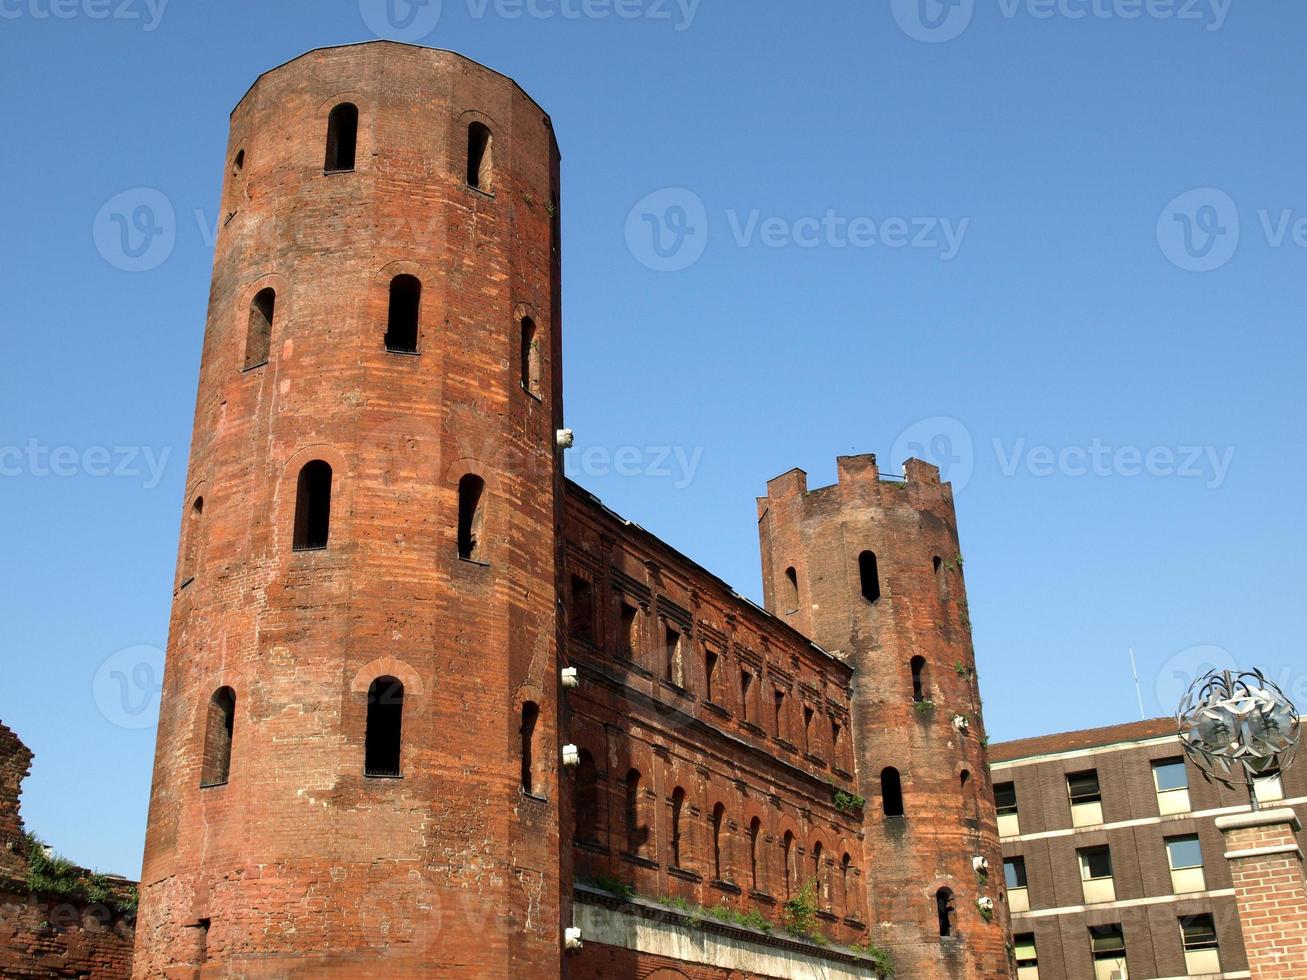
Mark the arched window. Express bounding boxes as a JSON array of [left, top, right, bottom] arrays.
[[881, 767, 904, 817], [384, 275, 421, 354], [245, 288, 275, 369], [859, 551, 881, 603], [457, 474, 486, 561], [325, 103, 359, 173], [200, 687, 235, 787], [935, 887, 956, 937], [180, 496, 203, 587], [783, 566, 799, 612], [625, 769, 645, 855], [811, 841, 825, 906], [467, 122, 493, 190], [520, 701, 539, 795], [520, 316, 540, 397], [292, 460, 332, 551], [748, 817, 762, 892], [575, 750, 599, 845], [232, 148, 245, 177], [711, 803, 726, 882], [911, 656, 928, 704], [670, 787, 687, 869], [961, 768, 976, 817], [365, 676, 404, 777], [781, 830, 795, 900]]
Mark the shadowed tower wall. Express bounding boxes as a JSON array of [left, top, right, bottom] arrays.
[[133, 43, 566, 979], [758, 454, 1012, 980]]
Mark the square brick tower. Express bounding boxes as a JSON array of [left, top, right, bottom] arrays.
[[758, 455, 1012, 979], [133, 42, 566, 978]]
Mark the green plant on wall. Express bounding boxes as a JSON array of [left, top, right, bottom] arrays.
[[23, 833, 137, 916], [781, 879, 824, 942], [913, 699, 936, 715], [851, 938, 896, 976], [831, 784, 866, 816]]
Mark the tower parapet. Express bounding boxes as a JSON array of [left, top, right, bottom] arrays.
[[758, 453, 1012, 980]]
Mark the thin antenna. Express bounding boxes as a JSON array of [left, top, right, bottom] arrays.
[[1129, 648, 1146, 721]]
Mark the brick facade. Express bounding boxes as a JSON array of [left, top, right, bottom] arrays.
[[1216, 810, 1307, 979], [133, 41, 1009, 978], [0, 722, 32, 881], [993, 719, 1307, 978]]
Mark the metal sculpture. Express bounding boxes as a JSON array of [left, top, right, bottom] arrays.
[[1177, 669, 1300, 811]]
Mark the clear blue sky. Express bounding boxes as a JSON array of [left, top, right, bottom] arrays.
[[1, 0, 1303, 879]]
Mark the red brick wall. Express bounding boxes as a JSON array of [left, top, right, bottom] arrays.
[[134, 42, 564, 979], [757, 456, 1011, 980], [1219, 814, 1307, 979], [0, 723, 32, 881], [569, 942, 783, 979], [0, 891, 134, 979]]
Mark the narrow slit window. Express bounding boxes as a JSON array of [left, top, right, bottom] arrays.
[[935, 888, 955, 937], [811, 841, 825, 907], [520, 701, 539, 795], [385, 275, 421, 354], [783, 566, 799, 612], [457, 474, 486, 561], [625, 769, 644, 855], [781, 830, 795, 899], [664, 625, 683, 687], [324, 103, 359, 173], [803, 705, 815, 754], [292, 460, 332, 551], [569, 575, 594, 642], [670, 787, 686, 868], [831, 719, 843, 769], [574, 750, 599, 845], [364, 676, 404, 778], [181, 495, 204, 586], [881, 767, 904, 817], [520, 316, 540, 396], [740, 669, 754, 723], [618, 599, 639, 660], [704, 650, 718, 704], [911, 655, 928, 703], [711, 802, 725, 881], [859, 551, 881, 603], [200, 687, 235, 787], [748, 817, 761, 892], [467, 122, 493, 190], [773, 688, 786, 740], [245, 288, 275, 369]]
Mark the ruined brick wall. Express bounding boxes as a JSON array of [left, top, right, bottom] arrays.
[[757, 456, 1011, 980], [0, 723, 32, 881], [134, 42, 564, 979], [561, 486, 871, 953], [0, 893, 135, 979]]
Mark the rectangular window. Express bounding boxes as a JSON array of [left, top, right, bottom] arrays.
[[773, 688, 786, 741], [740, 669, 754, 723], [1068, 770, 1104, 828], [617, 599, 640, 660], [569, 575, 594, 643], [803, 705, 815, 755], [1005, 856, 1030, 913], [664, 625, 684, 687], [995, 781, 1020, 838], [1180, 914, 1220, 975], [1078, 845, 1116, 904], [704, 650, 719, 704], [1089, 924, 1128, 980], [830, 719, 843, 769], [1152, 758, 1190, 815], [1165, 835, 1206, 894], [1254, 767, 1285, 804], [1014, 933, 1039, 980]]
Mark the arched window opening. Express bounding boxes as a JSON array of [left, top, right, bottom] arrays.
[[911, 655, 928, 704], [781, 830, 795, 900], [961, 769, 976, 814], [575, 750, 599, 845], [181, 496, 203, 587], [365, 676, 404, 778], [881, 767, 904, 817], [704, 649, 719, 704], [324, 103, 359, 173], [748, 817, 761, 892], [385, 275, 421, 354], [520, 701, 539, 795], [520, 316, 541, 397], [467, 122, 493, 190], [840, 853, 855, 920], [802, 705, 815, 754], [200, 687, 235, 787], [933, 555, 949, 602], [783, 566, 799, 612], [292, 460, 332, 551], [625, 769, 645, 856], [232, 149, 245, 176], [811, 841, 825, 907], [670, 787, 687, 869], [457, 474, 486, 562], [711, 803, 726, 882], [245, 287, 275, 370], [935, 887, 956, 937], [859, 551, 881, 603]]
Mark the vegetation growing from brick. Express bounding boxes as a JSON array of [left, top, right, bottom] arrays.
[[831, 785, 866, 816], [22, 833, 137, 916]]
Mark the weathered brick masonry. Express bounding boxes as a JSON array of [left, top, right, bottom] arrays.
[[133, 41, 1011, 979]]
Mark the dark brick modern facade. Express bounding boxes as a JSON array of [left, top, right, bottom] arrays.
[[133, 41, 1011, 979], [991, 719, 1307, 979]]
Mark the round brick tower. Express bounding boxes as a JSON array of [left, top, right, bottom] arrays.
[[134, 43, 566, 978], [757, 455, 1012, 980]]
